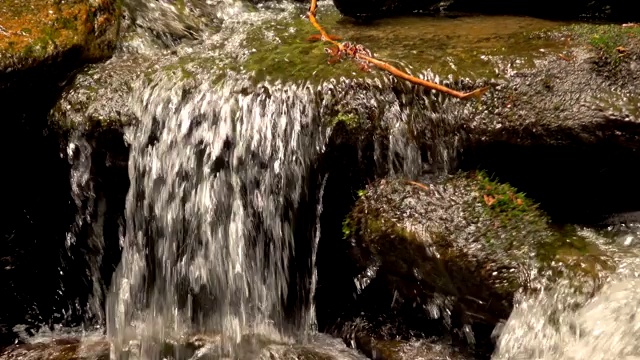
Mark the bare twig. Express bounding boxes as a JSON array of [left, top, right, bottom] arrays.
[[406, 180, 430, 192], [306, 0, 489, 99]]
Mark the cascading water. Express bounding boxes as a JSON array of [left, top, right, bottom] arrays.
[[2, 0, 639, 359], [106, 74, 329, 357], [7, 0, 603, 359], [102, 1, 471, 357]]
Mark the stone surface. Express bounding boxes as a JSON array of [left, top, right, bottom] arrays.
[[0, 334, 368, 360], [338, 173, 613, 341], [0, 0, 119, 75], [460, 24, 640, 222]]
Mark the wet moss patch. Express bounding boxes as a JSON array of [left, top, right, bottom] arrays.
[[565, 24, 640, 66], [242, 10, 371, 83], [338, 173, 614, 349], [0, 0, 119, 72]]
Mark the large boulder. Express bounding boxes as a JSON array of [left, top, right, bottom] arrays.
[[332, 0, 640, 22], [0, 0, 120, 346], [461, 24, 640, 223], [337, 172, 613, 347], [0, 0, 119, 80]]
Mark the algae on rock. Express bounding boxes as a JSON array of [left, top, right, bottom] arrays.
[[0, 0, 120, 74], [342, 172, 613, 335]]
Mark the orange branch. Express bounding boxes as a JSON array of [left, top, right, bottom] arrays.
[[406, 180, 430, 192], [307, 0, 489, 100]]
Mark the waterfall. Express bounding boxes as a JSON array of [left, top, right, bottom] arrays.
[[106, 73, 327, 358]]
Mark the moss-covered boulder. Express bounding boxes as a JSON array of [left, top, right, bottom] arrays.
[[341, 172, 613, 336], [461, 23, 640, 222], [0, 0, 119, 76], [49, 54, 150, 132], [50, 2, 574, 132], [469, 24, 640, 146]]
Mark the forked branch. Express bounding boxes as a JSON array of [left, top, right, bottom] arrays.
[[306, 0, 489, 100]]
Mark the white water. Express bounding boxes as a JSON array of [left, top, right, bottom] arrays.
[[102, 1, 469, 356], [493, 227, 640, 360], [105, 70, 330, 357]]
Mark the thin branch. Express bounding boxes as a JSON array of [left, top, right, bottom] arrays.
[[406, 180, 430, 192], [307, 0, 489, 99]]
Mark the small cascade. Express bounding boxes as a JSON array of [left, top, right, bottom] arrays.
[[53, 0, 479, 357], [66, 133, 104, 325], [106, 72, 328, 358], [103, 57, 470, 360]]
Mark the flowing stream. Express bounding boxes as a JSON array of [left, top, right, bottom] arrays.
[[2, 0, 640, 359]]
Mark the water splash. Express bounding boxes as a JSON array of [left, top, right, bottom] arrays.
[[493, 226, 640, 360]]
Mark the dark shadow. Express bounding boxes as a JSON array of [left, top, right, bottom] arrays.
[[459, 140, 640, 225], [0, 51, 127, 346]]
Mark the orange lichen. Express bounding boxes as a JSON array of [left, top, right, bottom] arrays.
[[0, 0, 117, 66]]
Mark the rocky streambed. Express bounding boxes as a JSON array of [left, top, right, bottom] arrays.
[[1, 0, 640, 359]]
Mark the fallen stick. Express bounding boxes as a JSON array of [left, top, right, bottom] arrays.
[[306, 0, 489, 100]]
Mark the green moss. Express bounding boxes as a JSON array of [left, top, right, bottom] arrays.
[[342, 217, 356, 239], [175, 0, 186, 14], [472, 171, 614, 285], [241, 11, 374, 83], [474, 170, 540, 221], [565, 24, 640, 65], [326, 112, 360, 128], [1, 0, 118, 71]]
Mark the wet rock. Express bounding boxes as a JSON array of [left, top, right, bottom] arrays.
[[461, 24, 640, 222], [469, 25, 640, 146], [338, 172, 613, 345], [492, 224, 640, 360], [49, 54, 149, 132], [0, 0, 119, 78], [0, 337, 110, 360], [361, 339, 471, 360], [49, 3, 569, 132], [332, 0, 640, 22], [339, 317, 476, 360], [0, 334, 367, 360]]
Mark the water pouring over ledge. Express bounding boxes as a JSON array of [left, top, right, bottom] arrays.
[[3, 0, 640, 357], [106, 76, 327, 358], [104, 1, 482, 357]]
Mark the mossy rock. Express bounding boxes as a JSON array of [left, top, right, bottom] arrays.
[[0, 0, 120, 73], [47, 1, 571, 131], [241, 5, 568, 82], [343, 172, 614, 330], [562, 24, 640, 67], [49, 54, 148, 132], [48, 48, 235, 132], [468, 23, 640, 145]]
